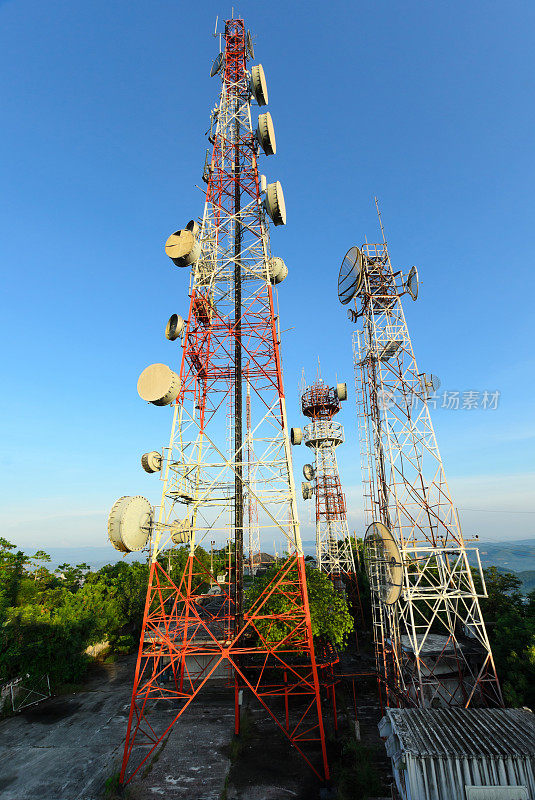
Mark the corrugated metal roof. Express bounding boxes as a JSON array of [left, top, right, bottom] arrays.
[[385, 708, 535, 758]]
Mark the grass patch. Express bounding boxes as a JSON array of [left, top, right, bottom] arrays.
[[139, 732, 171, 781], [220, 709, 254, 798], [225, 709, 254, 762], [103, 772, 130, 799], [334, 739, 382, 800]]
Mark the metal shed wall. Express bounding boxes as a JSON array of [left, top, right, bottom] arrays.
[[379, 708, 535, 800]]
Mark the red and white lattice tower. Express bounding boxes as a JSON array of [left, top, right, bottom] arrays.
[[292, 380, 356, 581], [110, 18, 329, 785], [340, 206, 502, 709]]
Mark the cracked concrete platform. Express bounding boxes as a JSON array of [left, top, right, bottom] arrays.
[[0, 657, 231, 800]]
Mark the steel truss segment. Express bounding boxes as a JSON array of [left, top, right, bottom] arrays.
[[299, 379, 357, 580], [120, 17, 328, 785], [353, 241, 502, 709]]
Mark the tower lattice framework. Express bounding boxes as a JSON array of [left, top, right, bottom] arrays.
[[118, 19, 329, 784], [348, 229, 502, 710], [298, 380, 356, 580], [245, 373, 261, 574]]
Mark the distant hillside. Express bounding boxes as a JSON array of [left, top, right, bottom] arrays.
[[471, 539, 535, 573], [18, 539, 535, 592], [21, 546, 146, 571], [517, 571, 535, 594]]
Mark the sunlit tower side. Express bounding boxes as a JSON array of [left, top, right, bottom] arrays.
[[338, 205, 502, 709], [109, 18, 329, 785], [245, 373, 261, 575], [291, 378, 356, 581]]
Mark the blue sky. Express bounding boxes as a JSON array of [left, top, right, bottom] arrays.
[[1, 0, 534, 551]]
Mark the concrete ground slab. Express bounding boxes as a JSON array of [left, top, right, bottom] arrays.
[[0, 657, 232, 800]]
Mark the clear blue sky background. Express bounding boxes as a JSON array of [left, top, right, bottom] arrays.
[[1, 0, 534, 553]]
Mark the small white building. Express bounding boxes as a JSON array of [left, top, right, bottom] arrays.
[[379, 707, 535, 800]]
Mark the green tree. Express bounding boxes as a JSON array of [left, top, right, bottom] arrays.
[[246, 560, 354, 648], [29, 550, 51, 581], [477, 567, 535, 708], [55, 562, 90, 591], [0, 538, 28, 617]]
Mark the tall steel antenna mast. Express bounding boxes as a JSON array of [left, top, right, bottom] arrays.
[[109, 17, 329, 784], [291, 377, 357, 582], [338, 216, 503, 709]]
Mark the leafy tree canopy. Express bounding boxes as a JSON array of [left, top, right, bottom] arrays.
[[246, 560, 353, 649]]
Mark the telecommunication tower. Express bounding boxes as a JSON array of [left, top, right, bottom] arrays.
[[109, 19, 329, 784], [291, 378, 357, 582], [339, 203, 502, 709]]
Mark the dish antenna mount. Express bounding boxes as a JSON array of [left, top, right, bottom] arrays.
[[338, 246, 364, 305], [210, 52, 223, 77], [302, 463, 315, 481], [421, 373, 441, 396], [405, 266, 419, 301], [364, 521, 403, 605], [246, 30, 255, 59]]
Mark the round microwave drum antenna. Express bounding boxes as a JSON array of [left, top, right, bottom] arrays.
[[210, 52, 223, 77], [338, 246, 364, 305], [137, 363, 181, 406], [108, 495, 153, 553], [165, 229, 201, 268], [170, 517, 192, 545], [336, 383, 348, 401], [268, 256, 287, 285], [302, 481, 314, 500], [264, 181, 286, 226], [303, 463, 315, 481], [291, 427, 303, 445], [364, 521, 403, 605], [347, 308, 359, 323], [256, 112, 276, 156], [406, 266, 419, 301], [246, 30, 255, 59], [165, 314, 185, 341], [250, 64, 268, 106], [141, 451, 162, 474], [185, 219, 200, 237]]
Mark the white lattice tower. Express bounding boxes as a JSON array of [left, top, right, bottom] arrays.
[[348, 236, 502, 709]]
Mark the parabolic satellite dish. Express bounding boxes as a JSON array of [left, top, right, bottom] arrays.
[[406, 266, 419, 301], [364, 521, 403, 605], [338, 246, 364, 305], [210, 52, 223, 78], [422, 373, 441, 395], [429, 374, 440, 392], [303, 463, 315, 481]]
